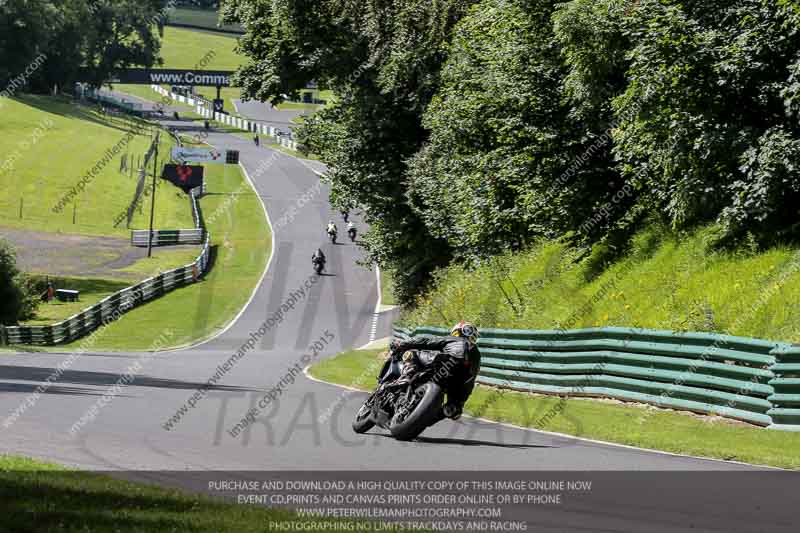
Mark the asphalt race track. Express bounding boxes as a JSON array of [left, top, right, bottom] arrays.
[[232, 99, 304, 137], [1, 95, 797, 532]]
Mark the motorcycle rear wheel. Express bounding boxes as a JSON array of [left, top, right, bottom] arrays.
[[389, 382, 443, 441]]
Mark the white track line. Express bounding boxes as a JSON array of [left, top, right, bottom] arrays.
[[158, 159, 275, 353], [302, 366, 786, 471], [367, 266, 383, 344], [294, 157, 327, 178]]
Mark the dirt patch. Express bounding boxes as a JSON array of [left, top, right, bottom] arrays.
[[0, 226, 196, 281]]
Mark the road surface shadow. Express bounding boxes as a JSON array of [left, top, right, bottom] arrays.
[[371, 432, 551, 449], [0, 382, 122, 397], [0, 366, 262, 393]]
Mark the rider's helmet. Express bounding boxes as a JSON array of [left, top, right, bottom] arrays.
[[450, 321, 479, 347]]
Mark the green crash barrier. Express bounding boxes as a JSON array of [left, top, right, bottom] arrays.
[[767, 346, 800, 429], [392, 325, 800, 430]]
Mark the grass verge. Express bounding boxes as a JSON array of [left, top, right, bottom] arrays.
[[23, 277, 130, 326], [380, 268, 397, 306], [309, 348, 800, 470], [0, 455, 399, 533]]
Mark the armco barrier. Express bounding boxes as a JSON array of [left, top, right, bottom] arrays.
[[2, 235, 210, 346], [392, 325, 800, 430], [131, 228, 205, 246], [131, 184, 205, 247], [1, 186, 211, 347]]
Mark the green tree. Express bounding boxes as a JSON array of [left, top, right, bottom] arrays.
[[0, 240, 37, 326], [562, 0, 800, 243], [407, 0, 628, 260], [223, 0, 477, 302], [0, 1, 167, 92]]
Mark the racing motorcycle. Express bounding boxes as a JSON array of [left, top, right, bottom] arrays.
[[328, 228, 338, 244], [348, 227, 357, 242], [313, 257, 325, 275], [352, 348, 469, 441]]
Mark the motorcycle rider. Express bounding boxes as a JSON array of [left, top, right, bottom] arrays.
[[347, 221, 357, 240], [326, 220, 338, 237], [312, 248, 326, 268], [389, 321, 481, 422]]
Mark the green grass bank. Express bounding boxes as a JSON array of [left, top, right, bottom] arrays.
[[401, 224, 800, 343]]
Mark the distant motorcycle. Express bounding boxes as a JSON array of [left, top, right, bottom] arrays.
[[328, 229, 337, 244], [313, 257, 325, 275], [348, 227, 357, 242], [353, 348, 467, 441]]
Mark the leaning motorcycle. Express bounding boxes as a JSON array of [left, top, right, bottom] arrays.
[[352, 349, 469, 441]]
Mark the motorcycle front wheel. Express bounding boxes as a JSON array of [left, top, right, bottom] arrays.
[[352, 394, 377, 434], [389, 382, 443, 441]]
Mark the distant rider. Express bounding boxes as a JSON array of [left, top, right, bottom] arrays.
[[347, 221, 357, 240], [390, 321, 481, 422], [326, 220, 338, 237], [312, 248, 326, 266]]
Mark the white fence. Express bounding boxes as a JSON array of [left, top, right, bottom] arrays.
[[150, 85, 299, 150]]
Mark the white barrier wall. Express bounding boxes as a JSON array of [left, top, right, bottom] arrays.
[[150, 85, 298, 151]]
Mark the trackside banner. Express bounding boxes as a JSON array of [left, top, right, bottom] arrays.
[[162, 164, 205, 193], [172, 147, 225, 164], [96, 69, 234, 87]]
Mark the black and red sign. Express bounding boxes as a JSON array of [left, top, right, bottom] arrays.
[[162, 164, 205, 193]]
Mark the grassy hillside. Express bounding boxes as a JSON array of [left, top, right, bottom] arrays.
[[166, 6, 244, 33], [401, 224, 800, 343], [0, 96, 191, 237], [117, 26, 243, 109], [158, 26, 241, 70]]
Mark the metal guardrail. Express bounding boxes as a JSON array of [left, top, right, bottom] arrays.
[[131, 229, 205, 247], [131, 184, 205, 247], [2, 235, 210, 346], [1, 186, 211, 347], [392, 325, 800, 430]]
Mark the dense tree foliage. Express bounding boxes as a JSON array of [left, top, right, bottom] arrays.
[[0, 0, 167, 92], [225, 0, 800, 303], [0, 240, 36, 325], [407, 0, 623, 259], [223, 0, 477, 302]]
